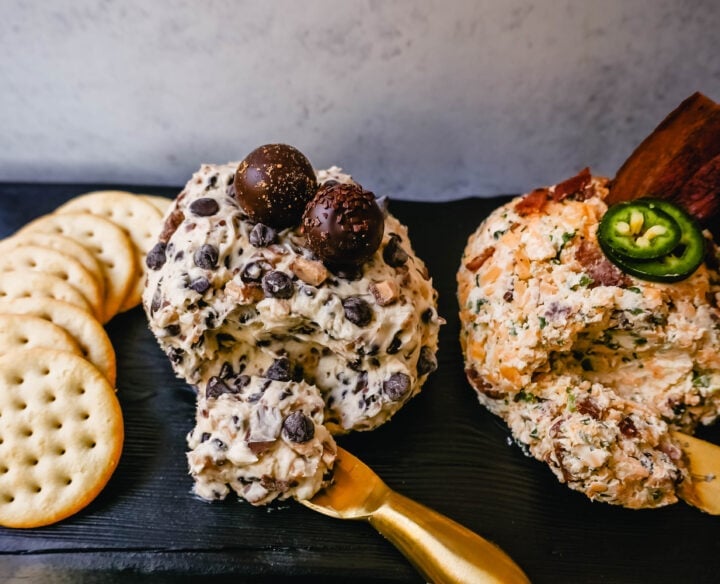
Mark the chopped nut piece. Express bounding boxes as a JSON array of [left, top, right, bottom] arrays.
[[225, 280, 264, 303], [370, 279, 399, 306], [290, 257, 328, 286]]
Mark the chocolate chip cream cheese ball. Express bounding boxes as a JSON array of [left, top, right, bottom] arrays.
[[143, 144, 441, 505], [458, 169, 720, 509]]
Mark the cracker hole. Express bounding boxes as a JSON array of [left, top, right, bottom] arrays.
[[41, 367, 50, 376], [21, 427, 32, 437], [45, 392, 56, 403], [28, 457, 38, 466], [86, 440, 97, 449], [28, 260, 37, 268], [19, 337, 29, 345], [16, 401, 27, 411], [32, 485, 41, 494], [53, 420, 63, 430], [80, 411, 90, 421], [60, 273, 69, 281], [56, 448, 66, 456], [2, 494, 15, 503], [64, 476, 72, 485], [77, 386, 86, 395], [0, 465, 8, 474], [107, 261, 116, 269], [12, 376, 24, 385]]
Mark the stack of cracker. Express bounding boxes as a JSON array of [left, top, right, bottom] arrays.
[[0, 190, 169, 528]]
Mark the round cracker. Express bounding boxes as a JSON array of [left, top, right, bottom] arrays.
[[0, 232, 105, 299], [0, 245, 103, 321], [0, 298, 116, 387], [0, 314, 83, 356], [19, 212, 136, 323], [0, 348, 123, 528], [0, 270, 93, 314], [56, 191, 163, 314], [141, 194, 173, 215]]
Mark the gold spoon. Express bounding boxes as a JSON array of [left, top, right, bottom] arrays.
[[301, 447, 531, 584], [672, 430, 720, 515]]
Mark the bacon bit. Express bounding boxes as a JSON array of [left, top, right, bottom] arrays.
[[549, 418, 571, 483], [552, 167, 592, 201], [576, 397, 603, 420], [465, 367, 504, 400], [673, 153, 720, 233], [575, 240, 630, 288], [609, 92, 720, 206], [619, 416, 638, 438], [515, 187, 550, 216], [465, 246, 495, 271]]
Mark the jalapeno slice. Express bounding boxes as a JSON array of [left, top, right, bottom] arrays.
[[598, 200, 681, 260], [599, 199, 705, 283]]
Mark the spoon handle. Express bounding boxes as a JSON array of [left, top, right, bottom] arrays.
[[368, 489, 530, 583]]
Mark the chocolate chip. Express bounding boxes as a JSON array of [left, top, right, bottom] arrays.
[[189, 197, 220, 217], [188, 277, 211, 294], [266, 357, 292, 382], [262, 270, 294, 299], [194, 244, 219, 269], [383, 234, 409, 267], [354, 370, 368, 394], [383, 373, 411, 401], [387, 333, 402, 354], [146, 242, 167, 270], [249, 223, 277, 247], [342, 296, 373, 326], [240, 260, 270, 283], [421, 307, 434, 324], [206, 376, 236, 399], [219, 362, 234, 379], [282, 411, 315, 443], [233, 374, 251, 390], [164, 324, 181, 336], [150, 286, 162, 313], [417, 346, 437, 376]]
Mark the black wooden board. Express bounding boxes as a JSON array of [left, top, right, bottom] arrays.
[[1, 183, 719, 583]]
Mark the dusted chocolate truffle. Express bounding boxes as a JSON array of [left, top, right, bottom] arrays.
[[302, 182, 384, 266], [234, 144, 318, 229]]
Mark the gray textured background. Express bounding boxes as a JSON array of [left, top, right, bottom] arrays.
[[1, 0, 719, 200]]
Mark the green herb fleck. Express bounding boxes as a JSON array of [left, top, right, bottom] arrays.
[[538, 316, 547, 329]]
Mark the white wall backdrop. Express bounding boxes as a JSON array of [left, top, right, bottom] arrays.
[[1, 0, 719, 199]]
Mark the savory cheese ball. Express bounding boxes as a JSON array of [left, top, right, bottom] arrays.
[[458, 173, 720, 509], [144, 162, 441, 505]]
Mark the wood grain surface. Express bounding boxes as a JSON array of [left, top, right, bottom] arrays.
[[1, 184, 719, 584]]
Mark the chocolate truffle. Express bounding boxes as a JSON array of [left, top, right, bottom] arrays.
[[234, 144, 318, 229], [302, 182, 384, 266]]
